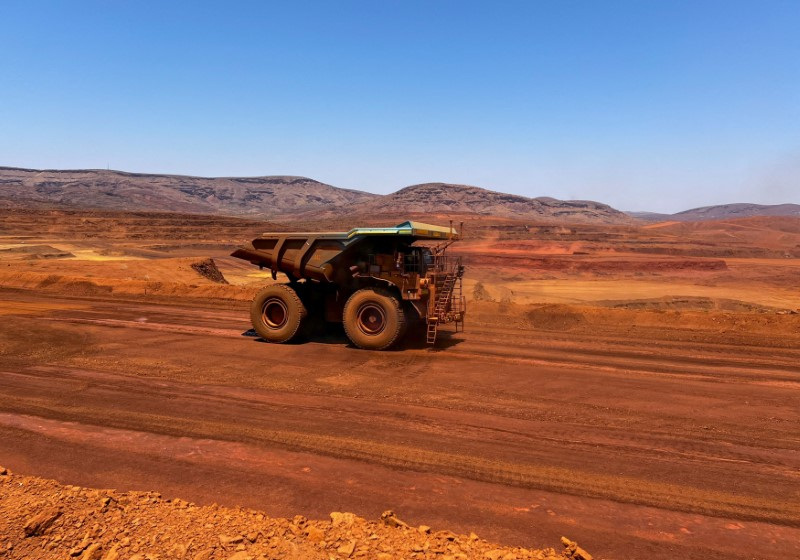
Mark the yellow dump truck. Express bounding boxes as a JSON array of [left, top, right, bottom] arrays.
[[231, 221, 465, 349]]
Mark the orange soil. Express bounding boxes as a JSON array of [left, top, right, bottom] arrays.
[[1, 209, 799, 560]]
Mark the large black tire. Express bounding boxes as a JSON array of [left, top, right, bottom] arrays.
[[343, 288, 407, 350], [250, 284, 307, 343]]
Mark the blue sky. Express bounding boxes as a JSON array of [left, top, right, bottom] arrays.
[[1, 1, 798, 212]]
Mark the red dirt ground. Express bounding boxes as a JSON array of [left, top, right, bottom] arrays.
[[1, 209, 799, 560]]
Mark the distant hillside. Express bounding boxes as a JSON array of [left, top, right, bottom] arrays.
[[629, 203, 800, 222], [0, 166, 631, 223], [673, 203, 800, 221], [350, 183, 632, 224], [0, 167, 377, 217], [626, 211, 672, 221]]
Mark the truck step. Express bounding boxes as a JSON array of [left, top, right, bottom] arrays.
[[426, 321, 437, 345]]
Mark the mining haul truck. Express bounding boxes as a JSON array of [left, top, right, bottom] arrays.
[[231, 221, 465, 349]]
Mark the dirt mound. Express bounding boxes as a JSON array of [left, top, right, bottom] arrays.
[[37, 275, 114, 296], [462, 253, 728, 274], [469, 300, 800, 346], [0, 245, 74, 259], [191, 258, 229, 284], [525, 305, 585, 331], [0, 468, 587, 560], [595, 296, 783, 313], [0, 270, 257, 302]]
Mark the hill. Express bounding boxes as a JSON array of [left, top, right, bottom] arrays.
[[0, 166, 631, 223], [0, 167, 377, 217], [672, 203, 800, 221], [331, 182, 632, 223], [629, 203, 800, 222]]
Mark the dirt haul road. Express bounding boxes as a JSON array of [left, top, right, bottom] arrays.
[[0, 288, 798, 560]]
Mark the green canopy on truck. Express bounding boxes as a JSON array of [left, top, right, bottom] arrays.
[[259, 221, 459, 241]]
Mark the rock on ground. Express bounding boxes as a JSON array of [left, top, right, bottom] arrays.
[[0, 467, 589, 560]]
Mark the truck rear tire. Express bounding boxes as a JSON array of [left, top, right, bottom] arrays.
[[343, 288, 406, 350], [250, 284, 307, 343]]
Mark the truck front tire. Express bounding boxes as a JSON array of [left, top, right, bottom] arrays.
[[343, 288, 407, 350], [250, 284, 307, 343]]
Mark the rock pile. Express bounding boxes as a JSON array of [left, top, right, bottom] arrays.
[[0, 467, 591, 560], [190, 258, 229, 284]]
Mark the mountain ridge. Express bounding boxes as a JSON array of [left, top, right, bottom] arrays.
[[0, 166, 377, 217], [0, 166, 631, 224], [350, 182, 628, 223]]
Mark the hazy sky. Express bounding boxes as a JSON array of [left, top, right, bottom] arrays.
[[2, 1, 798, 212]]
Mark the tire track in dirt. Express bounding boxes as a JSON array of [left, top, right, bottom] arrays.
[[1, 362, 798, 528], [44, 314, 800, 385], [2, 393, 798, 528], [2, 289, 800, 559]]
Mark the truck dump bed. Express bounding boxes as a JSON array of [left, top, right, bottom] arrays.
[[231, 220, 459, 282]]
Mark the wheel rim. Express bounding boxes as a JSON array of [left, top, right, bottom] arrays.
[[262, 297, 288, 329], [356, 303, 386, 335]]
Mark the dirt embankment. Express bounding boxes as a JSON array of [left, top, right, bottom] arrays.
[[0, 257, 253, 301], [0, 245, 74, 259], [0, 468, 589, 560], [461, 253, 728, 274]]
